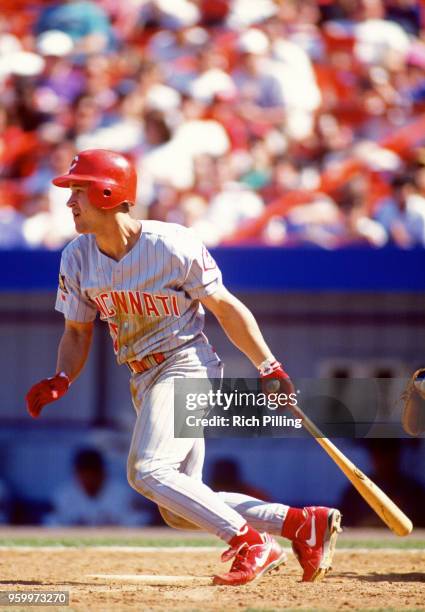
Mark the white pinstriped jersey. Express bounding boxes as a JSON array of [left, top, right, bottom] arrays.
[[55, 221, 222, 364]]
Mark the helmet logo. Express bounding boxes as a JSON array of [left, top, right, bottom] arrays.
[[69, 156, 79, 172]]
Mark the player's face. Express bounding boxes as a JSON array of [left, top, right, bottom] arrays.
[[66, 184, 105, 234]]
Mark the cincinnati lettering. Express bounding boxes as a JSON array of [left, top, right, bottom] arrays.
[[92, 290, 180, 319]]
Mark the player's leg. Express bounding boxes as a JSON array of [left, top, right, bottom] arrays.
[[157, 492, 288, 534], [127, 374, 286, 585], [159, 486, 340, 581], [216, 492, 342, 582], [158, 439, 207, 530], [127, 375, 248, 540], [159, 442, 341, 582], [157, 456, 288, 532], [158, 439, 283, 533], [128, 349, 248, 540], [156, 443, 340, 582], [127, 352, 286, 585]]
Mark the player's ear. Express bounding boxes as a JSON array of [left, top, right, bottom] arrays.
[[116, 202, 131, 213]]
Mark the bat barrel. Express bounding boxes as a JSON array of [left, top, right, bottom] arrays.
[[314, 437, 413, 536], [288, 404, 413, 536]]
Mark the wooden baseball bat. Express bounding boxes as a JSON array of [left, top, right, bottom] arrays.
[[288, 402, 413, 536]]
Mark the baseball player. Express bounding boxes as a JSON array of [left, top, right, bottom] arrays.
[[25, 149, 342, 586]]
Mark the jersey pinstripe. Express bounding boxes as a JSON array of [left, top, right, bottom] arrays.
[[55, 221, 222, 364]]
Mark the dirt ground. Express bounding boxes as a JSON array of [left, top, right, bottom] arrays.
[[0, 547, 424, 611]]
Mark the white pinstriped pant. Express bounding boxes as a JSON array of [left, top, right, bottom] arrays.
[[127, 339, 287, 542]]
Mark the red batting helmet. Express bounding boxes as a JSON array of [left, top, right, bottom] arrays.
[[52, 149, 137, 210]]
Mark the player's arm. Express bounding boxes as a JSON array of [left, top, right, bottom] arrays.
[[57, 319, 94, 382], [184, 235, 292, 391], [200, 285, 273, 368], [26, 319, 94, 419], [200, 285, 294, 394]]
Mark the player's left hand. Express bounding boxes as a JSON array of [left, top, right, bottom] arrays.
[[259, 359, 295, 397], [25, 372, 70, 418]]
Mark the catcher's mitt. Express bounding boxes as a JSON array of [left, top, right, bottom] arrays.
[[402, 368, 425, 436]]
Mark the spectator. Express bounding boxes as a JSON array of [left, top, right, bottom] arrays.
[[201, 179, 265, 246], [21, 140, 78, 248], [44, 448, 152, 526], [353, 0, 411, 71], [67, 95, 105, 149], [277, 194, 345, 248], [0, 204, 28, 248], [385, 0, 421, 36], [267, 19, 322, 140], [35, 1, 115, 55], [374, 175, 425, 248], [0, 15, 21, 58], [339, 439, 425, 527], [231, 28, 286, 130], [34, 30, 83, 109]]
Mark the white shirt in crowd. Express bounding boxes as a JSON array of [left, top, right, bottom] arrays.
[[44, 478, 151, 526]]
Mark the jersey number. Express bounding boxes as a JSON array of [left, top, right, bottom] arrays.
[[108, 322, 119, 354]]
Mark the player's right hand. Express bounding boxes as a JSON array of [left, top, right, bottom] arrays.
[[25, 372, 70, 418], [259, 359, 295, 397]]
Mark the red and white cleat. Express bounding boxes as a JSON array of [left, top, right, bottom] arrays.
[[213, 533, 287, 586], [291, 506, 342, 582]]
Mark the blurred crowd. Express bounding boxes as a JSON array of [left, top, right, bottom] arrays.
[[1, 0, 425, 249]]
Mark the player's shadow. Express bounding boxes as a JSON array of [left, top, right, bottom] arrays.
[[339, 572, 425, 583], [360, 572, 425, 583], [0, 579, 100, 586], [0, 580, 43, 585]]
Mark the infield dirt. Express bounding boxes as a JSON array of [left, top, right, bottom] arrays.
[[0, 547, 424, 611]]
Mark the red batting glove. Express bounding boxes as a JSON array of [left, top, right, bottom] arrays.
[[259, 359, 295, 397], [26, 372, 70, 418]]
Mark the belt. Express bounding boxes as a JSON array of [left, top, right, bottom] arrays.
[[127, 352, 166, 373]]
